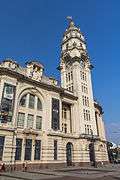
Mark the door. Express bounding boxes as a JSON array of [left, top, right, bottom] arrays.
[[89, 143, 95, 166], [66, 142, 73, 166]]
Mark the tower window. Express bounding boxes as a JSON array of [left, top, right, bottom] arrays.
[[66, 43, 69, 50], [85, 125, 92, 134], [71, 71, 73, 80], [68, 73, 70, 81], [82, 96, 89, 107]]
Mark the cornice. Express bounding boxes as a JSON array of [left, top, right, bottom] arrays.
[[0, 67, 78, 101]]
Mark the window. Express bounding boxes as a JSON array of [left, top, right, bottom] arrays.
[[66, 74, 68, 83], [19, 95, 27, 107], [36, 116, 42, 130], [85, 125, 92, 134], [62, 123, 64, 131], [64, 123, 67, 133], [27, 114, 34, 128], [87, 97, 89, 107], [54, 140, 57, 160], [52, 98, 60, 131], [83, 109, 91, 121], [82, 96, 89, 107], [80, 71, 87, 82], [62, 123, 67, 133], [66, 43, 69, 50], [71, 71, 73, 80], [82, 96, 85, 106], [34, 140, 41, 160], [63, 108, 67, 119], [15, 138, 22, 160], [81, 83, 88, 94], [29, 94, 35, 109], [0, 83, 15, 123], [4, 84, 13, 95], [83, 109, 86, 120], [24, 139, 32, 160], [17, 112, 25, 128], [0, 136, 5, 161], [37, 98, 42, 110], [68, 73, 70, 81]]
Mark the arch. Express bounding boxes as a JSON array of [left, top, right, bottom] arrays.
[[17, 87, 44, 110], [16, 87, 45, 130], [66, 142, 73, 166], [19, 93, 42, 110]]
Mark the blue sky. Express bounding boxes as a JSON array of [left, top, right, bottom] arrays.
[[0, 0, 119, 143]]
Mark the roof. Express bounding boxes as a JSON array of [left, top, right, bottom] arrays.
[[26, 60, 44, 69]]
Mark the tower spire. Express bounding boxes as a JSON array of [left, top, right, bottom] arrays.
[[66, 16, 75, 28]]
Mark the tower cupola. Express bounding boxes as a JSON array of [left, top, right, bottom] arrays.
[[61, 17, 89, 65]]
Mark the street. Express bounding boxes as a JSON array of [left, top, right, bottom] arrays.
[[0, 164, 120, 180]]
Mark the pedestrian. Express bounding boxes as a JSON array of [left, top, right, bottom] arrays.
[[1, 163, 5, 172], [23, 162, 27, 171]]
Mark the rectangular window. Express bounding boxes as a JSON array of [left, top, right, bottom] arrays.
[[52, 98, 60, 130], [64, 123, 67, 133], [82, 96, 85, 106], [17, 112, 25, 128], [36, 116, 42, 130], [63, 108, 67, 119], [0, 83, 16, 123], [66, 74, 68, 83], [4, 84, 14, 99], [68, 73, 70, 81], [29, 94, 35, 109], [71, 71, 73, 80], [27, 114, 34, 129], [0, 136, 5, 161], [34, 140, 41, 160], [15, 138, 22, 160], [24, 139, 32, 160], [54, 140, 57, 160]]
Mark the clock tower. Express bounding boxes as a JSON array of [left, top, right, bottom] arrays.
[[59, 17, 97, 135]]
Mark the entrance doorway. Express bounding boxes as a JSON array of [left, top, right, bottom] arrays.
[[89, 143, 95, 166], [66, 142, 73, 166]]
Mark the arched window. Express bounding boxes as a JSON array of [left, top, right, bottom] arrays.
[[37, 98, 42, 110], [17, 93, 43, 130], [19, 94, 27, 107], [19, 93, 42, 110]]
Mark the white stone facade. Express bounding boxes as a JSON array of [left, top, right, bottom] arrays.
[[0, 18, 108, 170]]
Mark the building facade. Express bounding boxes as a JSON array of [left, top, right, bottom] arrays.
[[0, 18, 108, 170]]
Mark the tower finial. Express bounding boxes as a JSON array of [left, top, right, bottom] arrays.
[[66, 16, 73, 22], [66, 16, 75, 28]]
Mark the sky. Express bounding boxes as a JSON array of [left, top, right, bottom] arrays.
[[0, 0, 119, 144]]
